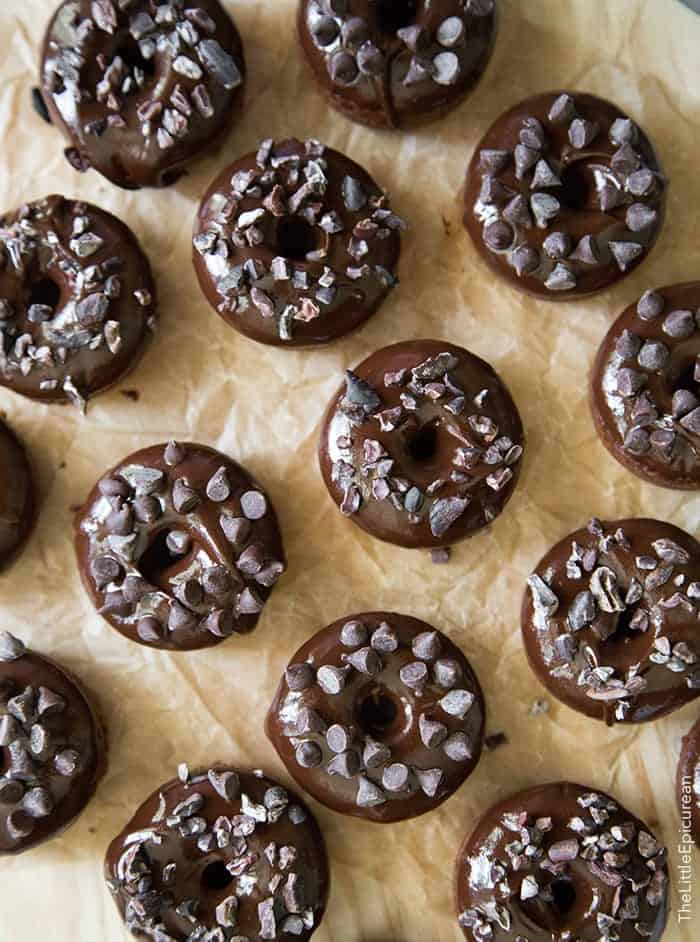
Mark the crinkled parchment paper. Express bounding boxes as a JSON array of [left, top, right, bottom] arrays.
[[1, 0, 700, 939]]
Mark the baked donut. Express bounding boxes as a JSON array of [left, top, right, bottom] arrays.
[[318, 340, 524, 549], [522, 517, 700, 725], [0, 631, 106, 854], [74, 441, 286, 652], [193, 137, 404, 347], [105, 766, 329, 940], [591, 283, 700, 489], [298, 0, 497, 130], [266, 612, 485, 823], [0, 195, 156, 409], [463, 92, 666, 299], [677, 717, 700, 845], [39, 0, 245, 189], [0, 420, 34, 570], [455, 782, 669, 942]]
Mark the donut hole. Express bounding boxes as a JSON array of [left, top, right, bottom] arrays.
[[139, 529, 192, 591], [376, 0, 418, 33], [560, 161, 604, 212], [201, 860, 234, 892], [276, 216, 318, 262], [357, 687, 400, 740], [113, 36, 157, 85], [28, 277, 60, 311], [668, 357, 698, 395], [598, 607, 654, 669], [550, 879, 577, 917], [406, 420, 440, 465], [521, 878, 578, 931]]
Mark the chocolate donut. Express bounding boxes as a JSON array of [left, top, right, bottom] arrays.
[[455, 782, 669, 942], [40, 0, 245, 189], [74, 441, 286, 651], [522, 517, 700, 725], [298, 0, 497, 130], [0, 195, 156, 409], [0, 631, 106, 854], [677, 717, 700, 846], [105, 765, 329, 940], [266, 612, 485, 823], [591, 283, 700, 489], [463, 92, 666, 299], [318, 340, 524, 549], [0, 420, 34, 570], [193, 137, 404, 347]]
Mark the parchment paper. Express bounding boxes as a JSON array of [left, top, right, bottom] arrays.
[[1, 1, 700, 939]]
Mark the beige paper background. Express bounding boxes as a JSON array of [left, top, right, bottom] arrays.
[[1, 0, 700, 939]]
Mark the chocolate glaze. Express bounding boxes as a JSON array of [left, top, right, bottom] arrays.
[[74, 441, 286, 652], [266, 612, 485, 823], [193, 137, 403, 347], [0, 195, 156, 408], [677, 716, 700, 846], [0, 420, 34, 570], [105, 767, 329, 941], [318, 340, 524, 549], [463, 92, 666, 299], [298, 0, 497, 130], [455, 782, 669, 942], [591, 282, 700, 489], [40, 0, 245, 189], [522, 518, 700, 725], [0, 631, 106, 854]]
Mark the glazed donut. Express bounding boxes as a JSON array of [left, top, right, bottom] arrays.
[[591, 283, 700, 489], [318, 340, 525, 549], [463, 92, 666, 299], [266, 612, 485, 823], [455, 782, 669, 942], [40, 0, 245, 189], [0, 420, 34, 570], [0, 631, 106, 854], [105, 766, 329, 941], [298, 0, 497, 130], [522, 517, 700, 725], [677, 717, 700, 845], [193, 137, 404, 347], [74, 441, 286, 652], [0, 195, 156, 409]]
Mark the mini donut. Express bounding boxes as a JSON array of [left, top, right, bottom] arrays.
[[298, 0, 497, 130], [266, 612, 485, 823], [463, 91, 666, 299], [0, 631, 106, 854], [74, 441, 286, 652], [105, 765, 329, 941], [0, 420, 34, 570], [193, 137, 404, 347], [591, 283, 700, 489], [318, 339, 524, 549], [0, 195, 156, 409], [39, 0, 245, 189], [677, 717, 700, 846], [522, 517, 700, 725], [455, 781, 669, 942]]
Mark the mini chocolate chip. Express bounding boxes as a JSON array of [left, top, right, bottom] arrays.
[[568, 591, 596, 630], [412, 631, 441, 661], [327, 750, 361, 778], [545, 263, 576, 291], [316, 664, 350, 694], [479, 149, 510, 174], [680, 407, 700, 435], [357, 41, 384, 75], [627, 169, 655, 197], [433, 658, 463, 688], [616, 330, 642, 360], [202, 566, 233, 598], [370, 623, 399, 653], [610, 117, 638, 146], [203, 610, 234, 637], [295, 741, 323, 769], [22, 787, 53, 818], [511, 245, 540, 277], [90, 555, 122, 589], [626, 203, 658, 232], [237, 544, 265, 575], [340, 620, 368, 647], [326, 724, 351, 753], [7, 810, 34, 840], [429, 496, 469, 539], [439, 688, 475, 718], [296, 706, 326, 735], [443, 731, 473, 762], [543, 232, 572, 259], [172, 479, 199, 513], [611, 143, 641, 174], [37, 686, 65, 716], [168, 601, 197, 633], [220, 513, 251, 546], [532, 160, 561, 189], [137, 617, 163, 643], [166, 530, 191, 555], [133, 496, 161, 523], [206, 467, 231, 502], [240, 490, 267, 520], [399, 661, 429, 692], [433, 51, 460, 86], [514, 144, 539, 180], [419, 714, 448, 748], [548, 93, 575, 124], [54, 749, 80, 776], [616, 368, 646, 398], [363, 737, 391, 769], [503, 194, 533, 228], [356, 776, 386, 808], [663, 309, 695, 339], [176, 579, 204, 608], [530, 193, 560, 228], [382, 762, 410, 792], [637, 290, 664, 320], [570, 234, 600, 265], [415, 767, 444, 797], [610, 240, 644, 272], [237, 587, 264, 615], [286, 663, 315, 691], [569, 118, 599, 149], [344, 646, 382, 675], [164, 441, 186, 466], [484, 220, 514, 251], [637, 341, 669, 371], [672, 390, 699, 419], [99, 477, 130, 498]]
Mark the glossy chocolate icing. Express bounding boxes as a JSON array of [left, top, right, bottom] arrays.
[[193, 137, 403, 347], [40, 0, 245, 189], [0, 631, 105, 854], [74, 441, 286, 652], [105, 767, 329, 941], [298, 0, 497, 129], [318, 340, 524, 549], [463, 92, 666, 299], [0, 195, 156, 408], [266, 612, 485, 823], [455, 782, 668, 942], [0, 420, 34, 570], [591, 282, 700, 489], [677, 716, 700, 845], [522, 518, 700, 725]]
